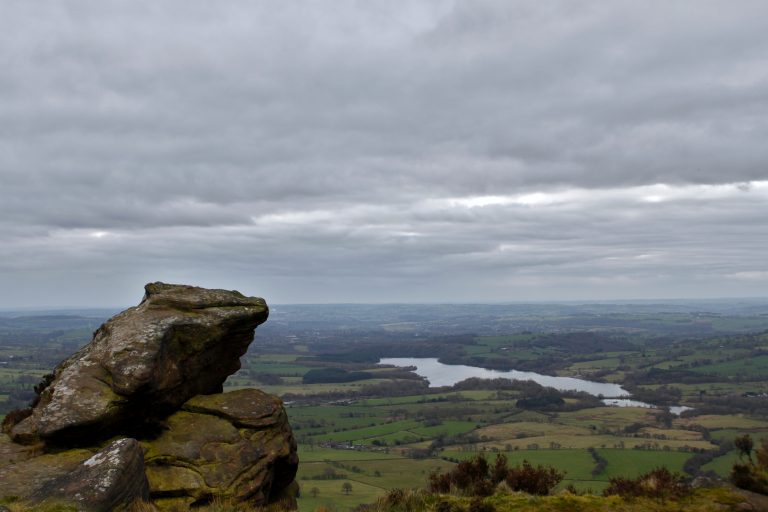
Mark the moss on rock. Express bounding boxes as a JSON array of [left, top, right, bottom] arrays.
[[143, 390, 297, 510]]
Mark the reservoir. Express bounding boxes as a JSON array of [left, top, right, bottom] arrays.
[[379, 357, 629, 397], [379, 358, 692, 414]]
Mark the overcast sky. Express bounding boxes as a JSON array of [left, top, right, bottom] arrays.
[[1, 1, 768, 308]]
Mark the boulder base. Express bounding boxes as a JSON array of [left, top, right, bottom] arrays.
[[143, 389, 298, 510]]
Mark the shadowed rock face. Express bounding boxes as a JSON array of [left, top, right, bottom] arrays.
[[10, 282, 269, 445]]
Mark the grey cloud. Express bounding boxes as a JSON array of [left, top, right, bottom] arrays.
[[1, 1, 767, 305]]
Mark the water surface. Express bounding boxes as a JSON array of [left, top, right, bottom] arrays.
[[601, 399, 693, 415], [379, 357, 695, 414], [379, 357, 629, 397]]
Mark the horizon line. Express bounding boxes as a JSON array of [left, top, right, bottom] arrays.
[[2, 296, 768, 313]]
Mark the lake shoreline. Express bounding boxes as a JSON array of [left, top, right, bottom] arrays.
[[379, 357, 692, 415]]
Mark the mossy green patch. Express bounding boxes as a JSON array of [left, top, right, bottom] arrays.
[[142, 411, 239, 461], [145, 464, 207, 496]]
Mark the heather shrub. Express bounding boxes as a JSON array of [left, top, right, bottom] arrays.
[[0, 407, 32, 434], [468, 497, 495, 512], [435, 500, 456, 512], [731, 436, 768, 495], [758, 438, 768, 469], [428, 454, 563, 497], [731, 463, 768, 494], [374, 489, 430, 512], [504, 460, 564, 496], [603, 467, 691, 501]]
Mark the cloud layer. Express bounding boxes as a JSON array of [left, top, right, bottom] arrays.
[[2, 1, 768, 306]]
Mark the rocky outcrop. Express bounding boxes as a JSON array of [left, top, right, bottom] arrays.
[[9, 282, 268, 446], [0, 283, 297, 511], [144, 389, 298, 510]]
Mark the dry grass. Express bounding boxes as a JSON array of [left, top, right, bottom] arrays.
[[676, 415, 768, 430], [474, 421, 593, 439], [1, 500, 78, 512], [639, 427, 705, 441]]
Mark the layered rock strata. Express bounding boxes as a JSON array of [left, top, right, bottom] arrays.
[[144, 389, 298, 509]]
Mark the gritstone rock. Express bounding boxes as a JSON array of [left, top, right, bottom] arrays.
[[9, 282, 269, 445], [0, 282, 296, 511], [143, 389, 298, 510]]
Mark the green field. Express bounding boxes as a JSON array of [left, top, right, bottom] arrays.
[[709, 429, 768, 442], [298, 446, 404, 462], [409, 420, 478, 438], [597, 449, 689, 479], [315, 420, 423, 444], [357, 390, 499, 406], [296, 455, 455, 511], [689, 355, 768, 378], [297, 475, 382, 512], [702, 450, 741, 477], [678, 415, 768, 430], [247, 363, 314, 375]]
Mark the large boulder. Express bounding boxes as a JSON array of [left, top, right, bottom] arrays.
[[9, 282, 268, 446], [143, 389, 298, 510]]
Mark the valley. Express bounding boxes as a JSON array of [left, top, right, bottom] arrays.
[[1, 302, 767, 511]]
